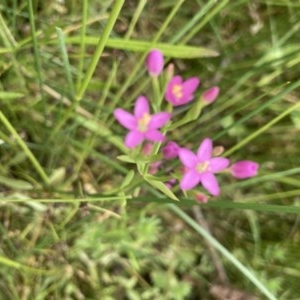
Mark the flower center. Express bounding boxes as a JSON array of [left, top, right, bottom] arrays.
[[196, 161, 210, 173], [172, 84, 183, 100], [138, 113, 151, 132]]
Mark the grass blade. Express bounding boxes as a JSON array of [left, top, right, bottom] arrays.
[[76, 0, 125, 101]]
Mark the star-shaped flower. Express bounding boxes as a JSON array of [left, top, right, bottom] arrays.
[[178, 138, 229, 196], [114, 96, 171, 148], [165, 75, 200, 106]]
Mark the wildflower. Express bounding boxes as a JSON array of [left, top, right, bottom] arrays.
[[201, 86, 219, 104], [230, 160, 259, 179], [165, 75, 200, 106], [178, 138, 229, 196], [146, 49, 164, 77], [162, 141, 180, 159], [114, 96, 171, 148]]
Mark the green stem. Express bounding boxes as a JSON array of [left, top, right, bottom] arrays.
[[0, 110, 49, 185], [124, 0, 147, 39], [56, 27, 75, 98], [27, 0, 45, 116], [76, 0, 88, 91], [151, 76, 161, 112], [76, 0, 125, 101]]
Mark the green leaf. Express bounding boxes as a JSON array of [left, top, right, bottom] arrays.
[[48, 167, 66, 186], [144, 174, 179, 201], [0, 175, 33, 190], [117, 155, 136, 163], [134, 153, 162, 163], [0, 92, 24, 100], [120, 170, 135, 189], [169, 101, 204, 130], [66, 37, 219, 58], [290, 111, 300, 129]]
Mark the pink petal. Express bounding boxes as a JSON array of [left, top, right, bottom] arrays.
[[230, 160, 259, 179], [202, 86, 219, 104], [209, 157, 230, 173], [180, 169, 201, 191], [146, 49, 164, 76], [177, 94, 194, 105], [145, 130, 165, 142], [182, 77, 200, 95], [149, 112, 171, 129], [200, 172, 220, 196], [125, 131, 144, 148], [178, 148, 198, 168], [134, 96, 149, 118], [165, 76, 182, 104], [114, 109, 136, 130], [197, 138, 212, 161]]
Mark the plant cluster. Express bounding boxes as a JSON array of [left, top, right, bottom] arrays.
[[114, 49, 259, 202]]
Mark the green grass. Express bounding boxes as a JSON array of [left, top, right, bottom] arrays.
[[0, 0, 300, 299]]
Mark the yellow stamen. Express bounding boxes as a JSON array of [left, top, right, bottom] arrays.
[[172, 84, 183, 99], [196, 161, 210, 173], [138, 113, 151, 132]]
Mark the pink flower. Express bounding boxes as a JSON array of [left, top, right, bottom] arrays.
[[146, 49, 164, 77], [114, 96, 171, 148], [178, 138, 230, 196], [202, 86, 219, 104], [162, 141, 180, 159], [230, 161, 259, 179], [165, 75, 200, 106]]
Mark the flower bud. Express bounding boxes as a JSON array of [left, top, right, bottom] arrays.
[[146, 49, 164, 77], [212, 146, 224, 157], [162, 141, 180, 159], [230, 160, 259, 179], [202, 86, 219, 104], [195, 192, 208, 203]]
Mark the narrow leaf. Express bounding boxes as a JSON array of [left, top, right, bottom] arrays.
[[120, 170, 135, 189], [66, 36, 219, 58], [144, 174, 179, 201], [0, 175, 33, 190]]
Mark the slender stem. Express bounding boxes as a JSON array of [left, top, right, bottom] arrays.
[[124, 0, 147, 39], [56, 27, 75, 98], [27, 0, 45, 116], [0, 110, 49, 185], [76, 0, 88, 91], [151, 76, 161, 112], [76, 0, 125, 101]]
